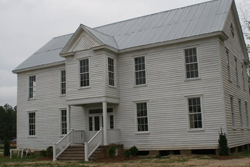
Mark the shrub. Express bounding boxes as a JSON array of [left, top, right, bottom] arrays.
[[129, 146, 138, 156], [3, 137, 10, 156], [108, 146, 116, 157], [124, 149, 131, 158], [155, 154, 161, 158], [218, 129, 229, 156], [40, 150, 46, 157], [46, 146, 53, 157]]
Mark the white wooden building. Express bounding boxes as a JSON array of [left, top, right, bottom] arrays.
[[13, 0, 250, 160]]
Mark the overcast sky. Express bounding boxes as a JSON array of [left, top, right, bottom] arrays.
[[0, 0, 248, 107]]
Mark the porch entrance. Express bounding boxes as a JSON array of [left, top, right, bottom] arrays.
[[88, 108, 114, 139]]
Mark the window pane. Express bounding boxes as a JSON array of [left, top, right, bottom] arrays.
[[188, 97, 202, 129], [135, 57, 146, 85]]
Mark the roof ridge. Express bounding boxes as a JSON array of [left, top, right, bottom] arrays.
[[94, 0, 218, 30]]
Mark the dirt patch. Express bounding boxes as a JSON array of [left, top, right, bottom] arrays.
[[210, 155, 238, 160], [95, 156, 140, 163], [36, 156, 53, 161]]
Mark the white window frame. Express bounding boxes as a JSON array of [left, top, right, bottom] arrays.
[[186, 95, 204, 131], [28, 75, 36, 99], [245, 101, 249, 129], [60, 70, 66, 95], [239, 99, 243, 129], [28, 111, 36, 136], [61, 109, 67, 135], [134, 56, 147, 86], [230, 96, 235, 129], [235, 57, 239, 86], [79, 58, 90, 88], [134, 101, 149, 133], [226, 49, 231, 81], [108, 57, 115, 87], [184, 47, 200, 80]]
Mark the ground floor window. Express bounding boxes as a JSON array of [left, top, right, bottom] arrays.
[[29, 112, 36, 135], [136, 102, 148, 132], [61, 110, 67, 135], [188, 97, 202, 129]]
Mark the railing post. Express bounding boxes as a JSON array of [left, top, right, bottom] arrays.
[[85, 142, 89, 161], [53, 143, 57, 161]]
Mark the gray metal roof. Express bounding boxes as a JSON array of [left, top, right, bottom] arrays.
[[14, 0, 233, 72]]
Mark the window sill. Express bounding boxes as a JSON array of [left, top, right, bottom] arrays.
[[27, 136, 37, 138], [135, 131, 150, 135], [188, 128, 205, 132], [78, 86, 91, 90], [134, 84, 147, 88], [232, 128, 236, 130], [28, 98, 36, 101], [228, 79, 232, 83], [108, 85, 117, 89], [184, 78, 201, 82], [59, 94, 66, 97]]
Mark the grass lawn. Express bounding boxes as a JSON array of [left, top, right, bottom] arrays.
[[0, 151, 250, 167]]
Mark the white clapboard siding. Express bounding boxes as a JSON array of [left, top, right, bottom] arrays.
[[16, 65, 86, 150], [115, 37, 226, 150], [221, 9, 250, 148]]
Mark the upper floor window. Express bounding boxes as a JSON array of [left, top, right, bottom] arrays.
[[80, 59, 89, 87], [108, 57, 115, 86], [242, 65, 246, 90], [29, 76, 36, 98], [136, 102, 148, 132], [235, 58, 239, 86], [231, 23, 235, 38], [226, 50, 231, 81], [135, 56, 146, 85], [61, 70, 66, 94], [61, 110, 67, 135], [188, 97, 202, 129], [245, 102, 249, 128], [239, 99, 243, 128], [185, 48, 199, 79], [29, 112, 36, 136]]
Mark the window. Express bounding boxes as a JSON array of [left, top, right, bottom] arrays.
[[80, 59, 89, 87], [231, 97, 235, 128], [231, 23, 235, 37], [136, 102, 148, 131], [108, 57, 115, 86], [134, 56, 146, 85], [61, 110, 67, 135], [29, 76, 36, 98], [239, 99, 243, 128], [242, 65, 246, 90], [226, 50, 231, 81], [61, 70, 66, 94], [185, 48, 199, 79], [89, 117, 93, 131], [245, 102, 249, 128], [29, 112, 36, 135], [110, 115, 114, 129], [188, 97, 202, 129], [235, 58, 239, 86]]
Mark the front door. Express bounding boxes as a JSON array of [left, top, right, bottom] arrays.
[[88, 108, 114, 139]]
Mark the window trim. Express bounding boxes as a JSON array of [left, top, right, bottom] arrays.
[[60, 69, 66, 95], [242, 64, 246, 90], [60, 109, 67, 135], [27, 110, 37, 137], [239, 99, 243, 129], [226, 49, 231, 81], [28, 75, 36, 100], [235, 57, 239, 86], [134, 100, 150, 134], [78, 57, 91, 89], [183, 46, 200, 81], [108, 57, 115, 87], [245, 101, 249, 129], [133, 55, 147, 87], [186, 95, 204, 131]]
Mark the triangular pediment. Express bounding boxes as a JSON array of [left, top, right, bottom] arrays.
[[60, 25, 103, 56]]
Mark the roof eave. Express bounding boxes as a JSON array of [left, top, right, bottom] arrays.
[[12, 61, 65, 74]]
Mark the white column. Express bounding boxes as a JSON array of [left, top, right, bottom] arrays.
[[102, 102, 108, 145], [67, 105, 71, 133]]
